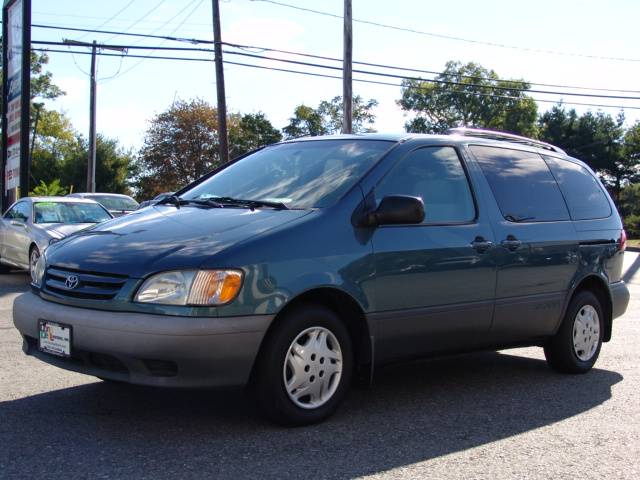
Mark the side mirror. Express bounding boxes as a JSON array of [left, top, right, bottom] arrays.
[[361, 195, 425, 227]]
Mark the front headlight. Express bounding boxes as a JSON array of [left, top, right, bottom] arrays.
[[32, 254, 46, 287], [134, 269, 243, 306]]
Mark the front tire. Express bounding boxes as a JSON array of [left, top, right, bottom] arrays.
[[544, 290, 604, 373], [253, 304, 353, 426]]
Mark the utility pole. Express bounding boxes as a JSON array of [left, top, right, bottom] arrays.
[[342, 0, 353, 134], [88, 40, 97, 192], [212, 0, 229, 163], [62, 39, 126, 192]]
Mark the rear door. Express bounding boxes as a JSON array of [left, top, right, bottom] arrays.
[[370, 145, 497, 362], [469, 145, 579, 342]]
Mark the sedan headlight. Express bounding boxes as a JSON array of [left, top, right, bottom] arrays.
[[134, 269, 243, 306], [32, 254, 46, 287]]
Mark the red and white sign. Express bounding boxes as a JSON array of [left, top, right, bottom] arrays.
[[5, 0, 23, 192]]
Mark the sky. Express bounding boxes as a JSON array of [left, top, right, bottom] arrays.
[[29, 0, 640, 151]]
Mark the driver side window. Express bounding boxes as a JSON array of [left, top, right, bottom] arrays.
[[11, 202, 30, 222], [375, 146, 476, 225]]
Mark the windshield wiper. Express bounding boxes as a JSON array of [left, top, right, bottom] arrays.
[[207, 196, 290, 210], [156, 195, 223, 209], [504, 214, 536, 223]]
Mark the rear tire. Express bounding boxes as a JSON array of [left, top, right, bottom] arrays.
[[544, 290, 604, 374], [253, 304, 353, 426]]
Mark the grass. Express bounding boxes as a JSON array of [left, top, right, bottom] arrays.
[[627, 239, 640, 248]]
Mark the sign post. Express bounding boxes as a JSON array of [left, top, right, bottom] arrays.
[[2, 0, 31, 211]]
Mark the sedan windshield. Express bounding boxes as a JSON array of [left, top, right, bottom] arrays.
[[182, 140, 394, 209], [34, 202, 112, 224]]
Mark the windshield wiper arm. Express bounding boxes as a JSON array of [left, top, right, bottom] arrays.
[[208, 196, 290, 210], [157, 194, 182, 209]]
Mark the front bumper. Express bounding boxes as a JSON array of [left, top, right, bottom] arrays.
[[13, 292, 273, 388]]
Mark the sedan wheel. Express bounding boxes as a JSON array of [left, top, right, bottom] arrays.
[[29, 247, 40, 284]]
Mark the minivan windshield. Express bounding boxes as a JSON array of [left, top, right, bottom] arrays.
[[181, 139, 394, 209]]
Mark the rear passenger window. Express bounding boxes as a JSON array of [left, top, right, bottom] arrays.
[[375, 146, 475, 224], [543, 156, 611, 220], [470, 145, 569, 223]]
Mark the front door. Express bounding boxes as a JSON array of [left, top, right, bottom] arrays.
[[1, 202, 31, 266], [370, 145, 497, 362]]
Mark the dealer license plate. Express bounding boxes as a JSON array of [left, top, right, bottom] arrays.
[[38, 320, 72, 358]]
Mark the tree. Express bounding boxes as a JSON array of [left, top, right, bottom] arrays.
[[30, 179, 68, 196], [538, 105, 634, 200], [135, 99, 282, 199], [60, 134, 135, 194], [398, 61, 538, 136], [229, 112, 282, 158], [283, 95, 378, 139]]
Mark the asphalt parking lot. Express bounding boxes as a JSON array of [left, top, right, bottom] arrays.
[[1, 254, 639, 479]]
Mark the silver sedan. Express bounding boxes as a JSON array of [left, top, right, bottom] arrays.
[[0, 197, 113, 282]]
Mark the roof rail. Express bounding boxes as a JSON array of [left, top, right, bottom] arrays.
[[446, 127, 566, 155]]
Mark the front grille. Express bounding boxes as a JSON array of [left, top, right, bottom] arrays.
[[44, 266, 128, 300]]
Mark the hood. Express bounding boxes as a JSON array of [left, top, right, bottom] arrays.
[[45, 205, 311, 277], [38, 223, 96, 239]]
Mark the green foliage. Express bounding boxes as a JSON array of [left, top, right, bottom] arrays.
[[283, 96, 378, 139], [59, 135, 135, 194], [229, 112, 282, 158], [29, 52, 65, 101], [135, 99, 282, 199], [398, 61, 538, 136], [29, 179, 68, 197], [538, 105, 637, 199]]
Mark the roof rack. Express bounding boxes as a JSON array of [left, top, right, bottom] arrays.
[[446, 127, 566, 155]]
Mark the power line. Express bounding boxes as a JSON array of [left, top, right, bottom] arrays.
[[102, 0, 205, 82], [31, 22, 212, 44], [28, 23, 640, 95], [102, 0, 168, 43], [222, 41, 640, 95], [31, 40, 640, 101], [75, 0, 136, 41], [32, 47, 640, 111], [249, 0, 640, 63]]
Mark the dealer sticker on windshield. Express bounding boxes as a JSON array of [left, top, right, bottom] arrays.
[[38, 320, 71, 357]]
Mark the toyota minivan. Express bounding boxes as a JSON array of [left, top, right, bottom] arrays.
[[13, 128, 630, 425]]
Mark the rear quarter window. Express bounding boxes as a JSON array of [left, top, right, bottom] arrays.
[[470, 145, 569, 223], [543, 156, 612, 221]]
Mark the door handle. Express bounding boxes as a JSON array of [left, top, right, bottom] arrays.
[[10, 221, 25, 228], [501, 235, 522, 251], [471, 236, 493, 253]]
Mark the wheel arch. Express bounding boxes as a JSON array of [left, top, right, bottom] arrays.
[[250, 286, 374, 384]]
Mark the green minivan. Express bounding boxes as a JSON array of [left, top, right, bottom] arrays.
[[13, 128, 630, 425]]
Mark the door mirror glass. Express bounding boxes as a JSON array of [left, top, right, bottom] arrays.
[[371, 195, 425, 226]]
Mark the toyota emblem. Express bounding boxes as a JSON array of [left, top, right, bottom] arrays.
[[65, 275, 79, 290]]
